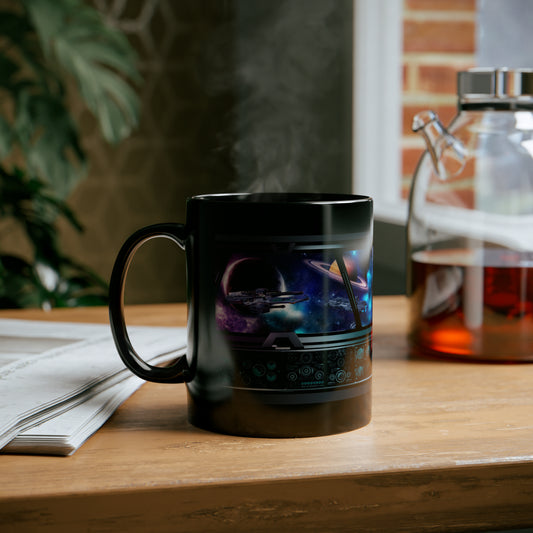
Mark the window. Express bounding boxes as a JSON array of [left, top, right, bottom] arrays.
[[353, 0, 477, 226], [352, 0, 405, 225]]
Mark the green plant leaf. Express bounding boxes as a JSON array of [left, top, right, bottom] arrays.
[[13, 89, 86, 197], [0, 9, 57, 95], [0, 165, 109, 308], [0, 0, 135, 308], [0, 116, 12, 158], [0, 165, 83, 257], [0, 254, 43, 308], [0, 54, 19, 90], [0, 11, 33, 46], [24, 0, 141, 144]]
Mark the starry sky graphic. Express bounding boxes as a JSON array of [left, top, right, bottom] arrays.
[[216, 249, 372, 335]]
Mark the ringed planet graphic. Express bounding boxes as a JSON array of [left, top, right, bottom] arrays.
[[305, 259, 369, 290]]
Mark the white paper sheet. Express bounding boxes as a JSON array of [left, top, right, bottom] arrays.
[[0, 319, 186, 455]]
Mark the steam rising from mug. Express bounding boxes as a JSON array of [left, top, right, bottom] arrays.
[[199, 0, 352, 193]]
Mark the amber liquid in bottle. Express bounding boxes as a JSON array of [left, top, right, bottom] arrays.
[[409, 249, 533, 361]]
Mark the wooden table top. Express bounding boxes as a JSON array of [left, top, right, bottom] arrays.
[[1, 296, 532, 532]]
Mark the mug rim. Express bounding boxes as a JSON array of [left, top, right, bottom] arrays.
[[190, 192, 372, 205]]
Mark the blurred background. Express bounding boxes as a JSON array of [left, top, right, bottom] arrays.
[[82, 0, 354, 305], [1, 0, 530, 307]]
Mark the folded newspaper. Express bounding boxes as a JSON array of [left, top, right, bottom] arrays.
[[0, 319, 186, 456]]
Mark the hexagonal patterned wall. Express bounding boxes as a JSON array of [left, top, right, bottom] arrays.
[[2, 0, 353, 306], [61, 0, 239, 305]]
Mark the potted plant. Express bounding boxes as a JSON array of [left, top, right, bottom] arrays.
[[0, 0, 140, 308]]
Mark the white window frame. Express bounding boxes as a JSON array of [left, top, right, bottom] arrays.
[[352, 0, 407, 225]]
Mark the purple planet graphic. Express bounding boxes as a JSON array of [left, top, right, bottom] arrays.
[[216, 256, 305, 334], [216, 253, 371, 336], [220, 257, 286, 316]]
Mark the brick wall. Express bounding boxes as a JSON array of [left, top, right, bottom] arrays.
[[401, 0, 476, 198]]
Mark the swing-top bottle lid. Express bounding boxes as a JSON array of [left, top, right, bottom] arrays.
[[458, 68, 533, 108]]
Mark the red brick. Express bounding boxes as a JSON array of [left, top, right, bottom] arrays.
[[403, 20, 475, 53], [405, 0, 476, 11], [418, 65, 462, 95], [427, 187, 475, 209], [402, 147, 425, 176]]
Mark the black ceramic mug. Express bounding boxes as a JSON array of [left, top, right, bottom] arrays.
[[109, 193, 373, 437]]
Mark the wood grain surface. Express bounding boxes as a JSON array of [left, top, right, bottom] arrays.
[[1, 297, 532, 532]]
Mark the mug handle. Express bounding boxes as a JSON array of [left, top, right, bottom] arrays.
[[109, 223, 192, 383]]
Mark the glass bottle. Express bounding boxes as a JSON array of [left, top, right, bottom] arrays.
[[408, 68, 533, 361]]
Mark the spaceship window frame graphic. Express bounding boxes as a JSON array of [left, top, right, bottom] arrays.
[[215, 242, 372, 338]]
